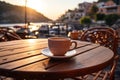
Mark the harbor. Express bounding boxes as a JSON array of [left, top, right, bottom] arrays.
[[0, 22, 75, 39]]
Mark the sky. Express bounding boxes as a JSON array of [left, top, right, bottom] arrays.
[[2, 0, 98, 20]]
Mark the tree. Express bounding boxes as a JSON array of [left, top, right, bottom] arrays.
[[91, 5, 99, 14], [80, 16, 92, 27], [113, 0, 120, 5], [98, 0, 109, 2], [89, 5, 99, 19], [96, 13, 106, 21], [104, 14, 120, 26], [98, 0, 120, 5]]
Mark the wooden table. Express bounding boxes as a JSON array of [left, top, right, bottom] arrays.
[[0, 39, 114, 80]]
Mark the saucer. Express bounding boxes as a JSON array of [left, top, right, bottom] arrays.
[[41, 48, 76, 59]]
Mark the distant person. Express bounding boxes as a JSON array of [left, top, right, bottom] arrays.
[[27, 22, 31, 26]]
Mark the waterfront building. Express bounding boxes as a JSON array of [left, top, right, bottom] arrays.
[[62, 2, 92, 23], [98, 0, 120, 15]]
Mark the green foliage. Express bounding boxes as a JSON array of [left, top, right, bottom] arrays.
[[113, 0, 120, 5], [80, 16, 92, 25], [98, 0, 109, 2], [89, 5, 99, 19], [91, 5, 99, 14], [104, 14, 120, 26], [98, 0, 120, 5], [96, 13, 106, 21]]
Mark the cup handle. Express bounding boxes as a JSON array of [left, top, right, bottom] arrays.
[[71, 41, 77, 49]]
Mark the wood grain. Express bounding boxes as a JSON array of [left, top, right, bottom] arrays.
[[0, 39, 114, 79]]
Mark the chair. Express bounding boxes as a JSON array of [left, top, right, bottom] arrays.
[[73, 27, 119, 80], [0, 27, 21, 42], [0, 27, 22, 80], [81, 27, 118, 54]]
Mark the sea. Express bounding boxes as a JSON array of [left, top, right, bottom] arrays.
[[0, 22, 53, 31], [0, 22, 52, 27]]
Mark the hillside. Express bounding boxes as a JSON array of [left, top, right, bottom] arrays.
[[0, 1, 52, 23]]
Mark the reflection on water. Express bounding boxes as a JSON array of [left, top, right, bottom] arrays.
[[28, 25, 39, 32], [0, 22, 52, 31], [0, 22, 73, 38], [0, 22, 52, 28]]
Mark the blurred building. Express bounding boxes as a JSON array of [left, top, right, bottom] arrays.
[[113, 0, 120, 5], [62, 2, 92, 22], [98, 0, 120, 15]]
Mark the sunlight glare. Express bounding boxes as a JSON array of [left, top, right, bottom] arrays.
[[27, 0, 46, 12], [28, 39, 35, 43]]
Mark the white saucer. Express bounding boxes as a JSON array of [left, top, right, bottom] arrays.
[[41, 48, 76, 59]]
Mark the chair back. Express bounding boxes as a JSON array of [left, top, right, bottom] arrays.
[[0, 27, 21, 42], [80, 27, 118, 55]]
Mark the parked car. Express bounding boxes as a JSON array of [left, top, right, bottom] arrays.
[[49, 26, 59, 35], [38, 25, 49, 34]]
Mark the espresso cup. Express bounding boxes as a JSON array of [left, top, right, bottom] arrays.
[[48, 37, 77, 56]]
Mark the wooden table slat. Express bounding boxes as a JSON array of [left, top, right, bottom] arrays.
[[0, 44, 98, 70], [0, 55, 48, 69], [0, 50, 42, 64], [14, 44, 100, 71], [0, 39, 47, 47], [0, 44, 47, 57], [0, 41, 47, 51], [0, 39, 114, 79]]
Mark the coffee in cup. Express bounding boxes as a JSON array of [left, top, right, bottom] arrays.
[[48, 37, 77, 56]]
